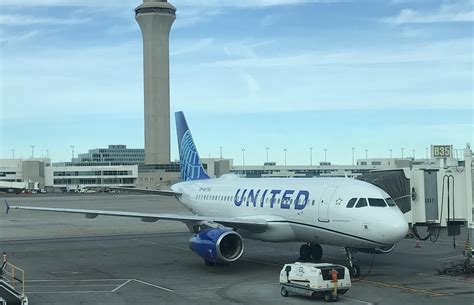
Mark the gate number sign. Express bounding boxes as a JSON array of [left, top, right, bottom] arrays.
[[432, 145, 452, 158]]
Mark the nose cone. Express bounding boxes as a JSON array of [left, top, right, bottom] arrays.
[[379, 211, 408, 244]]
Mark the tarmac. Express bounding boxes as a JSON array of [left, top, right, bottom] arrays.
[[1, 193, 473, 305]]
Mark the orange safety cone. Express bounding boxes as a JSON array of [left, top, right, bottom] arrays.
[[415, 239, 421, 248]]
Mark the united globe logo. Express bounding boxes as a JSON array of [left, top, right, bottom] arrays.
[[180, 130, 205, 181]]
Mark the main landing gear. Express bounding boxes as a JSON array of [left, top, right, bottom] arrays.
[[344, 247, 361, 278], [299, 244, 361, 278], [299, 243, 323, 262]]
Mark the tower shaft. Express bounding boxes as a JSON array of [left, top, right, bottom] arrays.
[[135, 1, 176, 164]]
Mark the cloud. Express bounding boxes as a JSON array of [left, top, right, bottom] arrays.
[[0, 0, 348, 8], [171, 38, 214, 56], [0, 0, 137, 7], [176, 0, 348, 8], [385, 2, 474, 24], [205, 39, 472, 68], [0, 30, 40, 46], [1, 43, 143, 119], [0, 14, 90, 26]]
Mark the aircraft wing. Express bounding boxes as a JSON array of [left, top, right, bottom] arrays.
[[4, 201, 268, 233], [108, 187, 181, 197]]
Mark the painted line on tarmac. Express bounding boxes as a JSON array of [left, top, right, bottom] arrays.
[[132, 238, 188, 251], [28, 278, 129, 282], [111, 279, 132, 292], [28, 284, 118, 288], [133, 279, 174, 292], [175, 281, 278, 292], [360, 279, 448, 297], [239, 258, 281, 267], [339, 296, 375, 305], [28, 290, 111, 294], [133, 238, 283, 267], [26, 278, 174, 294], [418, 273, 474, 284]]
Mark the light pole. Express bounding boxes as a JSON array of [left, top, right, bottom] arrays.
[[219, 146, 223, 159], [12, 149, 15, 159], [401, 147, 404, 158], [390, 149, 393, 158], [266, 147, 269, 163], [242, 148, 245, 166], [71, 145, 75, 160], [284, 149, 287, 166], [352, 147, 355, 165], [412, 149, 416, 159], [425, 147, 429, 160], [324, 148, 327, 162], [46, 149, 49, 158], [31, 145, 35, 158], [310, 147, 313, 166], [365, 149, 368, 159]]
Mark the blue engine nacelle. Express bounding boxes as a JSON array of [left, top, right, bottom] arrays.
[[189, 229, 244, 263]]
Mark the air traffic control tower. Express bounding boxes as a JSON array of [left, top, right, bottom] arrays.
[[135, 0, 176, 164]]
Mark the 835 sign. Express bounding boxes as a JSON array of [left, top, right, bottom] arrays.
[[432, 145, 452, 158]]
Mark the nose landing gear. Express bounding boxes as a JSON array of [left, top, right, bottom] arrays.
[[345, 247, 361, 278], [299, 243, 323, 261]]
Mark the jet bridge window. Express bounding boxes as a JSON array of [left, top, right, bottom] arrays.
[[355, 198, 367, 208], [346, 198, 357, 208], [368, 198, 387, 207], [385, 198, 397, 207]]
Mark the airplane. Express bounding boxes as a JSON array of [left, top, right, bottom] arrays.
[[4, 111, 408, 278]]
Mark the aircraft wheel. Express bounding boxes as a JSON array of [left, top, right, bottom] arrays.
[[310, 244, 323, 261], [349, 265, 361, 278], [204, 259, 215, 266], [281, 287, 289, 297], [299, 244, 312, 261]]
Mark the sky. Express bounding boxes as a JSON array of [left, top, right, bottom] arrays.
[[0, 0, 473, 165]]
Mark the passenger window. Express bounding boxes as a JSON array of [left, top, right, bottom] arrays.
[[355, 198, 367, 208], [368, 198, 387, 207], [385, 197, 397, 207], [346, 198, 357, 208]]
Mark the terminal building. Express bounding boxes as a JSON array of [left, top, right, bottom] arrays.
[[0, 158, 51, 191], [45, 164, 138, 192], [55, 145, 145, 166]]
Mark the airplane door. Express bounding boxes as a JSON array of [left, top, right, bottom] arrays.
[[318, 186, 337, 222]]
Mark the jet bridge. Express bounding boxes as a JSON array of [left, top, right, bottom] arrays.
[[358, 144, 474, 246]]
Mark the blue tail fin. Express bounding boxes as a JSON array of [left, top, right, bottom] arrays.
[[175, 111, 210, 181]]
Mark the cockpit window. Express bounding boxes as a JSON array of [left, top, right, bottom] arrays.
[[385, 198, 397, 207], [355, 198, 367, 208], [346, 198, 357, 208], [368, 198, 387, 207]]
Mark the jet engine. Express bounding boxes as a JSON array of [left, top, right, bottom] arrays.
[[357, 244, 396, 254], [189, 229, 244, 263]]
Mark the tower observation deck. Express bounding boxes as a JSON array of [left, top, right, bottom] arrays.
[[135, 0, 176, 164]]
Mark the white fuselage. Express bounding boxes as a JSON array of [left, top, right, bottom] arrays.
[[171, 175, 408, 248]]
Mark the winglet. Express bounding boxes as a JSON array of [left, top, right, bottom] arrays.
[[4, 200, 10, 215]]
